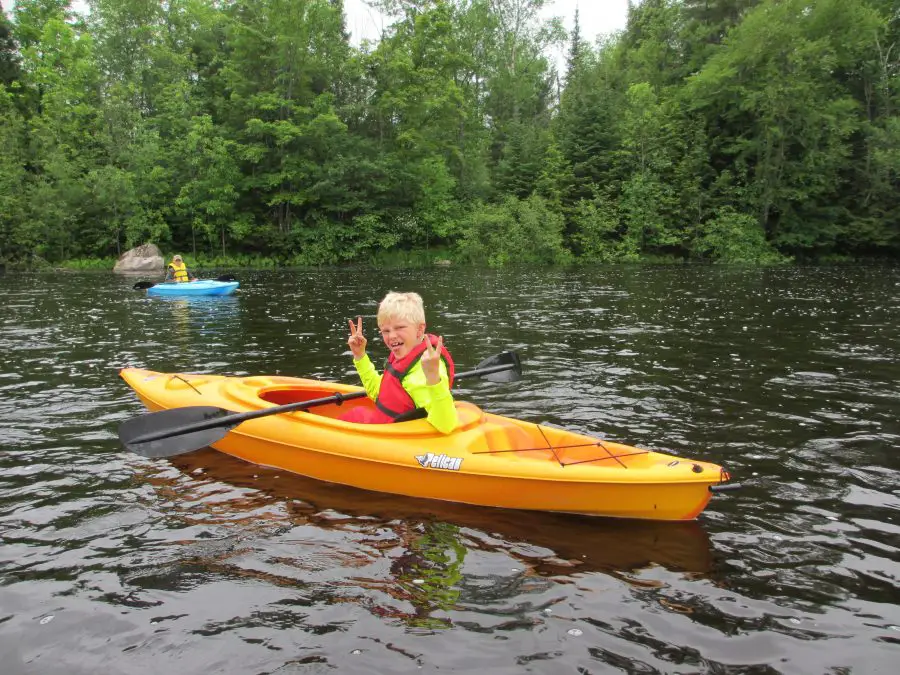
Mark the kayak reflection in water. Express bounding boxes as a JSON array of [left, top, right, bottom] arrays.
[[165, 254, 197, 283]]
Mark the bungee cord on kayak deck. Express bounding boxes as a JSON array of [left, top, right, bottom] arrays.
[[469, 427, 643, 468], [471, 441, 649, 467], [470, 423, 736, 484], [170, 374, 203, 395], [538, 423, 565, 466]]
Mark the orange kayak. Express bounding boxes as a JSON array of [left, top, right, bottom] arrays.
[[120, 368, 735, 520]]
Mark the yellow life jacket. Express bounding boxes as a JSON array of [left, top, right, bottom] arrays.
[[168, 260, 189, 282]]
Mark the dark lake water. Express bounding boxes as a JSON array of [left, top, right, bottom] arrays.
[[1, 266, 898, 674]]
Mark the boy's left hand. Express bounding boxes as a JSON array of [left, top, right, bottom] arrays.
[[421, 335, 442, 386]]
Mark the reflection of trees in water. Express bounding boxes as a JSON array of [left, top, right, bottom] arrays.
[[389, 521, 466, 629], [366, 519, 562, 631]]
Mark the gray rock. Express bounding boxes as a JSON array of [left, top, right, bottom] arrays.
[[113, 244, 164, 273]]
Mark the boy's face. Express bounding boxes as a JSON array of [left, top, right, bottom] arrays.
[[379, 316, 425, 360]]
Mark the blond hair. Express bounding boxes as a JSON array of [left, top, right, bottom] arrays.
[[377, 291, 425, 326]]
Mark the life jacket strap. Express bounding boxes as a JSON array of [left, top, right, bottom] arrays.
[[375, 399, 404, 420], [393, 408, 428, 423], [384, 351, 425, 380]]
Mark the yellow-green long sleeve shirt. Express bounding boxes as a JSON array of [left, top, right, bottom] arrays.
[[353, 353, 459, 434]]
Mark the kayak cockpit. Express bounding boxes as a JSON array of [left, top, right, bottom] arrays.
[[257, 384, 369, 420]]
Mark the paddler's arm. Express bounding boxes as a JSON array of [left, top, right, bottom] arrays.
[[404, 361, 459, 434], [353, 353, 383, 401]]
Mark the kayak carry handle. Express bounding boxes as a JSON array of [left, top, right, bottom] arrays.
[[709, 483, 742, 493]]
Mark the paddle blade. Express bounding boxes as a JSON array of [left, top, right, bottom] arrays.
[[472, 350, 522, 382], [216, 274, 237, 282], [133, 281, 155, 290], [119, 406, 235, 458]]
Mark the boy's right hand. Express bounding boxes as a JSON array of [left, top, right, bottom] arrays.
[[347, 317, 367, 360]]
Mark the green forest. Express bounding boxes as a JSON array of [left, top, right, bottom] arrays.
[[0, 0, 898, 267]]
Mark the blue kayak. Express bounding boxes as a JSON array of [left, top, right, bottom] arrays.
[[147, 279, 239, 297]]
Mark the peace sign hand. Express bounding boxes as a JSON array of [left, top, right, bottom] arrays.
[[420, 335, 443, 386], [347, 317, 367, 360]]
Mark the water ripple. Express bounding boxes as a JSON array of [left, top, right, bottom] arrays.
[[0, 267, 898, 673]]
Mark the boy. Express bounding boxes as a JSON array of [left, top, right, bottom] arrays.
[[343, 291, 459, 434], [165, 255, 196, 282]]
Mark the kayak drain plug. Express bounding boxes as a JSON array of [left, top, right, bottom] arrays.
[[692, 464, 703, 473]]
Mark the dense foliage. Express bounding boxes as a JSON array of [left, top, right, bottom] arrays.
[[0, 0, 897, 266]]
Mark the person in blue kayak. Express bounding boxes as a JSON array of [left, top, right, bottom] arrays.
[[342, 291, 459, 434], [165, 254, 197, 283]]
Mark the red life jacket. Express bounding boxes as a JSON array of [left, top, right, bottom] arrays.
[[368, 334, 455, 423]]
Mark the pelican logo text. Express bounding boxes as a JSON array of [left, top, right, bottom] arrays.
[[415, 452, 463, 471]]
